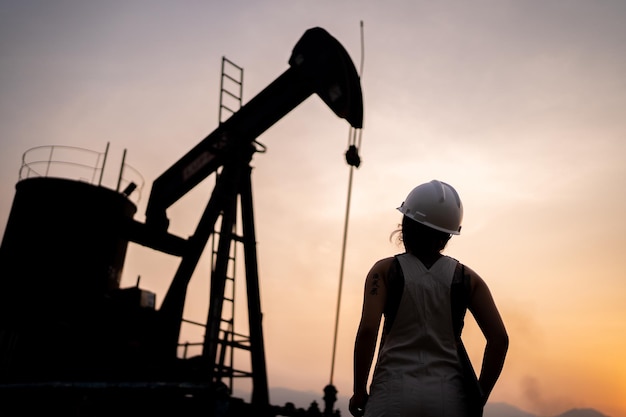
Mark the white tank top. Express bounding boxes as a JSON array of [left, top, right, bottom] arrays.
[[365, 253, 468, 417]]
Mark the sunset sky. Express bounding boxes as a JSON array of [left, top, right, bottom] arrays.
[[1, 1, 625, 416]]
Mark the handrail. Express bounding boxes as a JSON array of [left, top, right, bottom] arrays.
[[19, 144, 145, 204]]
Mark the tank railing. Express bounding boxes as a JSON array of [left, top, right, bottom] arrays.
[[20, 144, 106, 184], [19, 144, 145, 204]]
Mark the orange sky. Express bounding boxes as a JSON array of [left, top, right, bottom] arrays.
[[1, 2, 625, 416]]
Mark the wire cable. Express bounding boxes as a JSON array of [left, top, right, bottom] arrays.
[[329, 21, 365, 386]]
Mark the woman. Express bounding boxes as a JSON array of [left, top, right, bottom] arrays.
[[349, 180, 508, 417]]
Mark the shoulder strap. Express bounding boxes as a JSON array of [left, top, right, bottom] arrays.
[[450, 261, 469, 338], [383, 256, 404, 334]]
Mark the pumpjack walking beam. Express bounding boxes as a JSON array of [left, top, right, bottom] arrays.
[[144, 27, 363, 232]]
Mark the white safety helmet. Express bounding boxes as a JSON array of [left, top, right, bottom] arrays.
[[397, 180, 463, 235]]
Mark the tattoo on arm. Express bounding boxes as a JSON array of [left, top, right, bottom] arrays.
[[370, 273, 380, 295]]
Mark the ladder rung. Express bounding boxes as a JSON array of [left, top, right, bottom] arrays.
[[220, 104, 238, 115], [222, 73, 242, 85], [222, 57, 243, 72], [221, 87, 242, 98], [217, 338, 251, 351], [214, 368, 253, 378]]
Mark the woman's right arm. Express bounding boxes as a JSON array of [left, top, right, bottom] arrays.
[[466, 266, 509, 401], [349, 257, 391, 416]]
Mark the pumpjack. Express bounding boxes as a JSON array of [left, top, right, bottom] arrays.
[[0, 27, 363, 416]]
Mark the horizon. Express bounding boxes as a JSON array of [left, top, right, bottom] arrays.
[[239, 386, 612, 417]]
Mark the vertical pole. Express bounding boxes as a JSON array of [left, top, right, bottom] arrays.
[[239, 162, 270, 412], [99, 142, 109, 186], [45, 146, 54, 177], [116, 148, 126, 192], [204, 185, 238, 378], [330, 164, 355, 384]]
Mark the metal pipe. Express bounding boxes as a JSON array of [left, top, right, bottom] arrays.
[[99, 142, 109, 186], [116, 148, 127, 192]]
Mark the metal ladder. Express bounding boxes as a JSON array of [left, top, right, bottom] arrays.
[[211, 56, 248, 390], [218, 57, 244, 125]]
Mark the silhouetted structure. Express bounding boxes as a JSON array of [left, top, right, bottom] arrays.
[[0, 27, 362, 416]]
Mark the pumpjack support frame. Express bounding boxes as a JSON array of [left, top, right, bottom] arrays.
[[138, 23, 361, 379], [135, 27, 363, 412]]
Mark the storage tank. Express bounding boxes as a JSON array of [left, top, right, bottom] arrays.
[[0, 176, 137, 323]]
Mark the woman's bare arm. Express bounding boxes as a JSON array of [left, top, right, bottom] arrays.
[[467, 266, 509, 400], [349, 257, 392, 416]]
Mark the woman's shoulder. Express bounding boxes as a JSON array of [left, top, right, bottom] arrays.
[[454, 262, 489, 295], [371, 256, 397, 270]]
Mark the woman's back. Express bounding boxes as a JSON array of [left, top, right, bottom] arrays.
[[365, 254, 468, 417]]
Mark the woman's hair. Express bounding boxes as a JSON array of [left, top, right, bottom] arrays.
[[391, 215, 452, 254]]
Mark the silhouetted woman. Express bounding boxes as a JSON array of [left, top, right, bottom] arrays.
[[349, 180, 508, 417]]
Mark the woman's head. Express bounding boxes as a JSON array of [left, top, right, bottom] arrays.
[[398, 215, 452, 254], [393, 180, 463, 254]]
